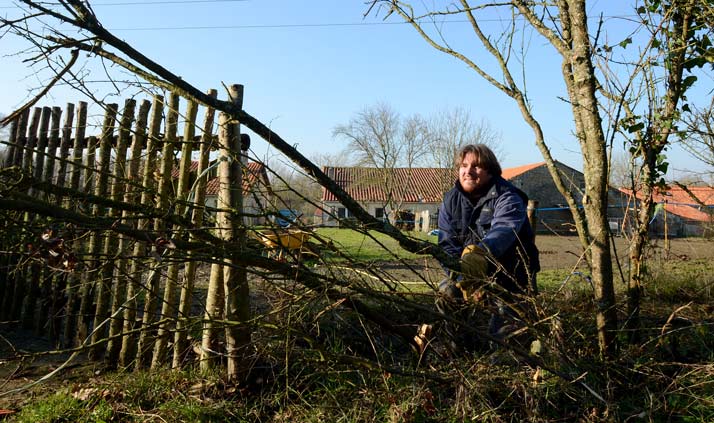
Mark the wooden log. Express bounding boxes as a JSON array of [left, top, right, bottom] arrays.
[[77, 104, 118, 351], [90, 100, 130, 359], [121, 97, 159, 369], [21, 109, 52, 331], [9, 266, 26, 323], [527, 199, 539, 295], [102, 99, 136, 366], [219, 84, 250, 381], [198, 89, 226, 373], [200, 262, 224, 372], [62, 102, 87, 347], [22, 108, 41, 173], [151, 93, 182, 369], [110, 99, 150, 365], [0, 251, 10, 318], [68, 102, 88, 204], [32, 107, 52, 188], [55, 103, 76, 192], [11, 108, 30, 167], [4, 118, 19, 167], [42, 106, 62, 188], [165, 96, 199, 368], [7, 108, 35, 320], [36, 107, 62, 337], [131, 96, 164, 368]]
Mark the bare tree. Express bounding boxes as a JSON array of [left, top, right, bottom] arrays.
[[609, 151, 638, 189], [333, 102, 431, 220], [333, 102, 403, 169], [268, 159, 323, 219], [680, 98, 714, 170]]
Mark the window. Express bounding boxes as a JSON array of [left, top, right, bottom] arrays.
[[337, 207, 347, 218], [375, 208, 384, 220]]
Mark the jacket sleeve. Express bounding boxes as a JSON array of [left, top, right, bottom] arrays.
[[437, 201, 463, 262], [479, 190, 527, 258]]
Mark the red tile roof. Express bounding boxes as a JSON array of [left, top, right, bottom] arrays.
[[620, 186, 714, 222], [174, 160, 269, 196], [501, 162, 545, 179], [321, 167, 454, 203]]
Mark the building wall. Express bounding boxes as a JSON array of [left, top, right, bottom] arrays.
[[321, 200, 440, 231], [510, 163, 628, 235], [205, 191, 270, 226]]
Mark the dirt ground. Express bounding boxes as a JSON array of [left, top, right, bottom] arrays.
[[536, 234, 714, 270]]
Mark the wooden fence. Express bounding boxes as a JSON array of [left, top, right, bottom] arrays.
[[0, 86, 258, 375]]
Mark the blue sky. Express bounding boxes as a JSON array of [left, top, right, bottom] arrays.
[[1, 0, 712, 180]]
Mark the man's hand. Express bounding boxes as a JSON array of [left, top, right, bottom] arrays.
[[457, 244, 489, 300], [460, 244, 488, 279]]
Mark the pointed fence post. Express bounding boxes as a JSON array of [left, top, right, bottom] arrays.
[[150, 93, 183, 369], [168, 95, 203, 369], [79, 104, 118, 352], [11, 109, 30, 167], [62, 101, 88, 348], [124, 96, 163, 369], [103, 99, 137, 366]]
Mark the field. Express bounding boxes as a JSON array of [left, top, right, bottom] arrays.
[[2, 232, 714, 422]]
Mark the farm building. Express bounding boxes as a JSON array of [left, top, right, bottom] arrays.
[[320, 161, 630, 234], [505, 161, 629, 235], [173, 160, 272, 226], [619, 186, 714, 237], [319, 167, 453, 231]]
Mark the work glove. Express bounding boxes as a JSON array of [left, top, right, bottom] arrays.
[[457, 244, 489, 301]]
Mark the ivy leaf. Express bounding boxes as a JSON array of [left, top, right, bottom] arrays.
[[682, 75, 698, 90], [619, 37, 633, 49], [627, 122, 645, 133]]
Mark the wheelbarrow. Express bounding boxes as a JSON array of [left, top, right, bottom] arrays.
[[253, 228, 314, 260]]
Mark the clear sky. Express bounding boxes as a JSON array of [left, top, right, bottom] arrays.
[[1, 0, 712, 181]]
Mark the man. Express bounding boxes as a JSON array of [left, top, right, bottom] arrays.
[[437, 144, 539, 338]]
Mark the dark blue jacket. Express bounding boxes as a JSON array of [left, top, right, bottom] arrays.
[[438, 177, 540, 293]]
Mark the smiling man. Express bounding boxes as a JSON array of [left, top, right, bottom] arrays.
[[436, 144, 540, 339]]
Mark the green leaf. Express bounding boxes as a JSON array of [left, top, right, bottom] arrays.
[[619, 37, 633, 49], [627, 122, 645, 133], [651, 39, 661, 49], [682, 75, 698, 90]]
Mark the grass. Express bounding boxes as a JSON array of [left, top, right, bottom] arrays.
[[314, 227, 436, 262], [6, 234, 714, 422]]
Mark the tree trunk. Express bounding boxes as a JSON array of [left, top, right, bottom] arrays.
[[218, 85, 251, 382], [564, 1, 618, 355]]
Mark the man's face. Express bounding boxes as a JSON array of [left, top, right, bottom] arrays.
[[458, 152, 492, 194]]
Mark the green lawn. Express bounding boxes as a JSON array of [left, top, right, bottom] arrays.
[[314, 227, 437, 261]]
